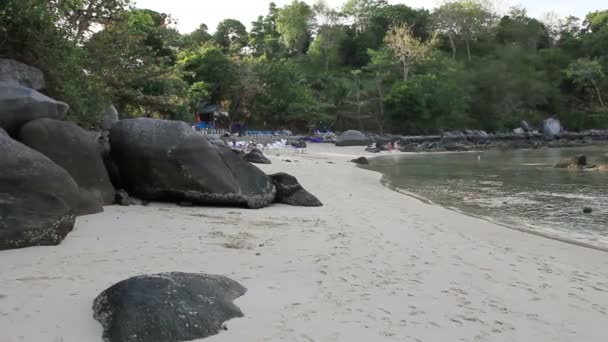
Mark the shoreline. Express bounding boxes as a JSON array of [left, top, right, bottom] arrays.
[[378, 175, 608, 254], [1, 144, 607, 342]]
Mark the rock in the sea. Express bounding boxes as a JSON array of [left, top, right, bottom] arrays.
[[0, 83, 69, 135], [110, 118, 275, 208], [554, 155, 593, 169], [521, 120, 531, 132], [335, 130, 371, 147], [542, 118, 562, 138], [583, 207, 593, 214], [513, 127, 525, 135], [93, 272, 247, 342], [0, 59, 45, 90], [101, 105, 119, 131], [365, 147, 381, 153], [0, 128, 83, 215], [0, 191, 75, 251], [243, 148, 271, 164], [19, 119, 114, 214], [351, 156, 369, 165], [270, 172, 323, 207]]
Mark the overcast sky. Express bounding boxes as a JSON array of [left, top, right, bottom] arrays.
[[133, 0, 606, 34]]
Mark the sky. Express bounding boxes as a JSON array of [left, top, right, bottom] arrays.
[[133, 0, 607, 34]]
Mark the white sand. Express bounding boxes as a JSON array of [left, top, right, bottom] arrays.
[[1, 144, 607, 342]]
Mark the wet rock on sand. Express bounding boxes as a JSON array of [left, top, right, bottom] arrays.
[[351, 156, 370, 165], [270, 172, 323, 207], [110, 118, 276, 208], [93, 272, 247, 342]]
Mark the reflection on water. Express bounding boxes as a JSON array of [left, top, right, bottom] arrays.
[[364, 147, 608, 249]]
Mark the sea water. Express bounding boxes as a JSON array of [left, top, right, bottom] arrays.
[[363, 147, 608, 249]]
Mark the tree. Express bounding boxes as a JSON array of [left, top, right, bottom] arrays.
[[384, 24, 438, 81], [276, 0, 314, 55], [496, 7, 550, 51], [342, 0, 387, 34], [183, 23, 212, 48], [434, 0, 494, 62], [86, 9, 186, 118], [214, 19, 248, 54], [249, 3, 283, 58], [313, 0, 342, 73], [566, 58, 606, 107], [366, 48, 397, 132]]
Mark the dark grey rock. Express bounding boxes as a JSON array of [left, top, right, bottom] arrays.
[[243, 148, 271, 164], [583, 207, 593, 214], [270, 172, 322, 207], [110, 118, 275, 209], [0, 191, 75, 251], [365, 147, 381, 153], [19, 119, 114, 214], [521, 120, 531, 132], [351, 156, 369, 165], [288, 140, 307, 148], [0, 59, 45, 90], [0, 128, 83, 215], [0, 83, 69, 135], [101, 105, 119, 131], [114, 189, 142, 206], [542, 118, 562, 138], [93, 272, 247, 342], [335, 130, 371, 147]]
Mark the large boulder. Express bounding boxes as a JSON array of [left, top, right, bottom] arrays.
[[18, 118, 114, 213], [0, 191, 75, 251], [0, 128, 84, 215], [0, 83, 69, 135], [335, 130, 371, 147], [101, 105, 120, 131], [0, 59, 45, 90], [110, 118, 276, 208], [93, 272, 247, 342], [243, 148, 271, 164], [270, 172, 323, 207], [542, 118, 562, 138]]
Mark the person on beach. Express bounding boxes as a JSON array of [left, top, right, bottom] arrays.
[[387, 142, 394, 152]]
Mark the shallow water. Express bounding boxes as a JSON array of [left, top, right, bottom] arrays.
[[364, 147, 608, 249]]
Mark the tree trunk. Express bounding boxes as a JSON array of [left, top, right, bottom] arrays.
[[356, 81, 362, 131], [448, 33, 457, 59], [376, 76, 385, 134], [590, 79, 605, 107], [465, 39, 472, 63], [402, 62, 409, 81]]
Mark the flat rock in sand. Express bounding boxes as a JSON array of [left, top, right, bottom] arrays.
[[93, 272, 247, 342]]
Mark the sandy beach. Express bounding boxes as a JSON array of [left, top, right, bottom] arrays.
[[1, 144, 607, 342]]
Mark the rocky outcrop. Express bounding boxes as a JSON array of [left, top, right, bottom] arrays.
[[0, 191, 75, 251], [542, 118, 562, 138], [101, 105, 119, 131], [0, 59, 45, 90], [335, 130, 371, 147], [0, 83, 69, 135], [243, 148, 271, 164], [270, 172, 323, 207], [110, 118, 276, 208], [351, 156, 369, 165], [93, 272, 247, 342], [19, 119, 114, 214], [0, 128, 83, 215]]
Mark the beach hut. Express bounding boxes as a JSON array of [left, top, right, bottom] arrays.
[[194, 102, 228, 130]]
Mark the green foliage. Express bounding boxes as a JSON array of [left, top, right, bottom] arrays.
[[3, 0, 608, 132], [276, 0, 314, 55], [385, 56, 471, 132]]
